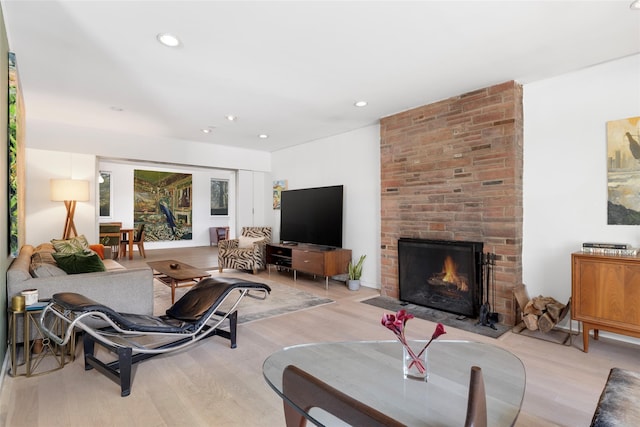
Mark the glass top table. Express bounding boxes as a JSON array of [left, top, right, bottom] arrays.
[[263, 340, 525, 426]]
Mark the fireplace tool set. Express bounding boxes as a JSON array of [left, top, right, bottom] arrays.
[[477, 252, 498, 330]]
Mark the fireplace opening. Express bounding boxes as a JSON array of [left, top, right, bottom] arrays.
[[398, 238, 484, 318]]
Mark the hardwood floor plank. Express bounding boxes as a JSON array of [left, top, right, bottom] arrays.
[[1, 246, 637, 426]]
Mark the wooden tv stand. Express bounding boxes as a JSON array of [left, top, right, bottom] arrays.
[[571, 251, 640, 352], [266, 243, 352, 289]]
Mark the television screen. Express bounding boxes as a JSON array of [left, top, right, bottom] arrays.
[[280, 185, 343, 248]]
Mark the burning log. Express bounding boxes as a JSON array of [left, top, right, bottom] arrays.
[[427, 255, 469, 291], [513, 285, 569, 333]]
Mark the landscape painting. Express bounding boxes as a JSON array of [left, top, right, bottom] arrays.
[[607, 116, 640, 224], [8, 52, 25, 256], [134, 170, 193, 240]]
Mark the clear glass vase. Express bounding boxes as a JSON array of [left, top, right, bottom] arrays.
[[403, 345, 428, 381]]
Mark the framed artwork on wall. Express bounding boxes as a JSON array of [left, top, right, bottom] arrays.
[[607, 116, 640, 225], [8, 51, 25, 256], [99, 171, 112, 218], [134, 169, 193, 241], [273, 179, 287, 210], [210, 179, 229, 216]]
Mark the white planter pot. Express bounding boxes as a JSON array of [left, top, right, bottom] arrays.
[[348, 279, 361, 291]]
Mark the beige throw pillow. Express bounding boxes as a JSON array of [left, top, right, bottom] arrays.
[[238, 236, 262, 248]]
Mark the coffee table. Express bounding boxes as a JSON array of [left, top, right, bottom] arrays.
[[263, 340, 526, 426], [147, 260, 211, 303]]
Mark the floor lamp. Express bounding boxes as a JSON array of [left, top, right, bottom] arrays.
[[50, 179, 90, 240]]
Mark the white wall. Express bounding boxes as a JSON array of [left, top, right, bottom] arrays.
[[523, 54, 640, 310], [271, 125, 381, 289], [26, 149, 97, 244]]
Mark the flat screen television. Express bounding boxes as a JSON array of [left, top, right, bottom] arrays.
[[280, 185, 343, 248]]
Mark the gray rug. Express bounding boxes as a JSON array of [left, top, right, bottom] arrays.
[[362, 296, 509, 339], [154, 271, 334, 324]]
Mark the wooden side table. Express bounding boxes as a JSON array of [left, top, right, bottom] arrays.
[[8, 306, 66, 377]]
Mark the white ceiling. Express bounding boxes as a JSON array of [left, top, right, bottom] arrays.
[[2, 0, 639, 153]]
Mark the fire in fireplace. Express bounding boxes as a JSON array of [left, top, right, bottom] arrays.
[[398, 238, 484, 318]]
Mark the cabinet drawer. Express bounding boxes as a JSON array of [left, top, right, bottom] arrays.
[[292, 251, 325, 275]]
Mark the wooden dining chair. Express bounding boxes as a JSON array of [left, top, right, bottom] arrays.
[[464, 366, 487, 427], [120, 223, 146, 258], [282, 364, 488, 427], [99, 222, 122, 259], [282, 364, 403, 427]]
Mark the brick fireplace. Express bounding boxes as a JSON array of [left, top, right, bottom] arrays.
[[380, 81, 523, 326]]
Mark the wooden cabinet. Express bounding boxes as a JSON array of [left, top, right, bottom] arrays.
[[571, 252, 640, 352], [266, 244, 352, 289]]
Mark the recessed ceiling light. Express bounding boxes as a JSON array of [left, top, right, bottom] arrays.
[[354, 101, 368, 107], [226, 115, 237, 121], [110, 106, 123, 111], [157, 33, 181, 47], [258, 134, 269, 139], [631, 0, 640, 9], [201, 126, 215, 134]]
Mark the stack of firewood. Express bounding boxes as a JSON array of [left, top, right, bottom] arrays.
[[513, 285, 570, 333]]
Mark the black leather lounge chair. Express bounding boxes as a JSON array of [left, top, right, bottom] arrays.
[[40, 277, 271, 396]]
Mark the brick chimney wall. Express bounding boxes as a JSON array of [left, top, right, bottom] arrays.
[[380, 81, 523, 326]]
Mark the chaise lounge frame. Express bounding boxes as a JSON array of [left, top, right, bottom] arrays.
[[39, 277, 271, 396]]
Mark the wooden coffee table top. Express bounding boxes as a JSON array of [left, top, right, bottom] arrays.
[[147, 259, 211, 281]]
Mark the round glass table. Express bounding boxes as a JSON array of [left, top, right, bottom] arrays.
[[263, 340, 525, 426]]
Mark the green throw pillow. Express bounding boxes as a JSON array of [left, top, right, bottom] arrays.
[[51, 235, 90, 254], [52, 251, 106, 274]]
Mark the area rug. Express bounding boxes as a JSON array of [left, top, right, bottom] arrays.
[[362, 296, 509, 339], [153, 271, 334, 324]]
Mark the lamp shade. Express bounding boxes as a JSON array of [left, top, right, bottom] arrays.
[[50, 179, 90, 202]]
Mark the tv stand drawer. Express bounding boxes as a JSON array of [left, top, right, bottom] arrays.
[[292, 251, 325, 275]]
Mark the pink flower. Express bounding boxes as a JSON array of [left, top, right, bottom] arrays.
[[431, 323, 446, 340], [416, 322, 446, 359]]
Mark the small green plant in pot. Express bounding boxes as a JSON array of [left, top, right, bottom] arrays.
[[347, 254, 366, 291]]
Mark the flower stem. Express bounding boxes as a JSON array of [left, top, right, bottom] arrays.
[[400, 337, 425, 373]]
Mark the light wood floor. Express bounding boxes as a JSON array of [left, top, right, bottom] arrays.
[[1, 246, 638, 426]]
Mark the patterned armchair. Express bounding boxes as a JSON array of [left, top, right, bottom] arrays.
[[218, 227, 272, 274]]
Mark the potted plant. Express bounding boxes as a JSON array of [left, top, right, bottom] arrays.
[[347, 254, 366, 291]]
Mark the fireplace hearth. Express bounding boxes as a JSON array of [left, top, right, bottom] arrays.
[[398, 238, 484, 318]]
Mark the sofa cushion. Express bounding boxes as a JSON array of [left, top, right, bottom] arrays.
[[52, 251, 106, 274], [102, 259, 126, 271], [32, 250, 56, 266], [30, 262, 68, 278], [34, 242, 56, 253], [51, 235, 90, 254], [32, 243, 57, 267]]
